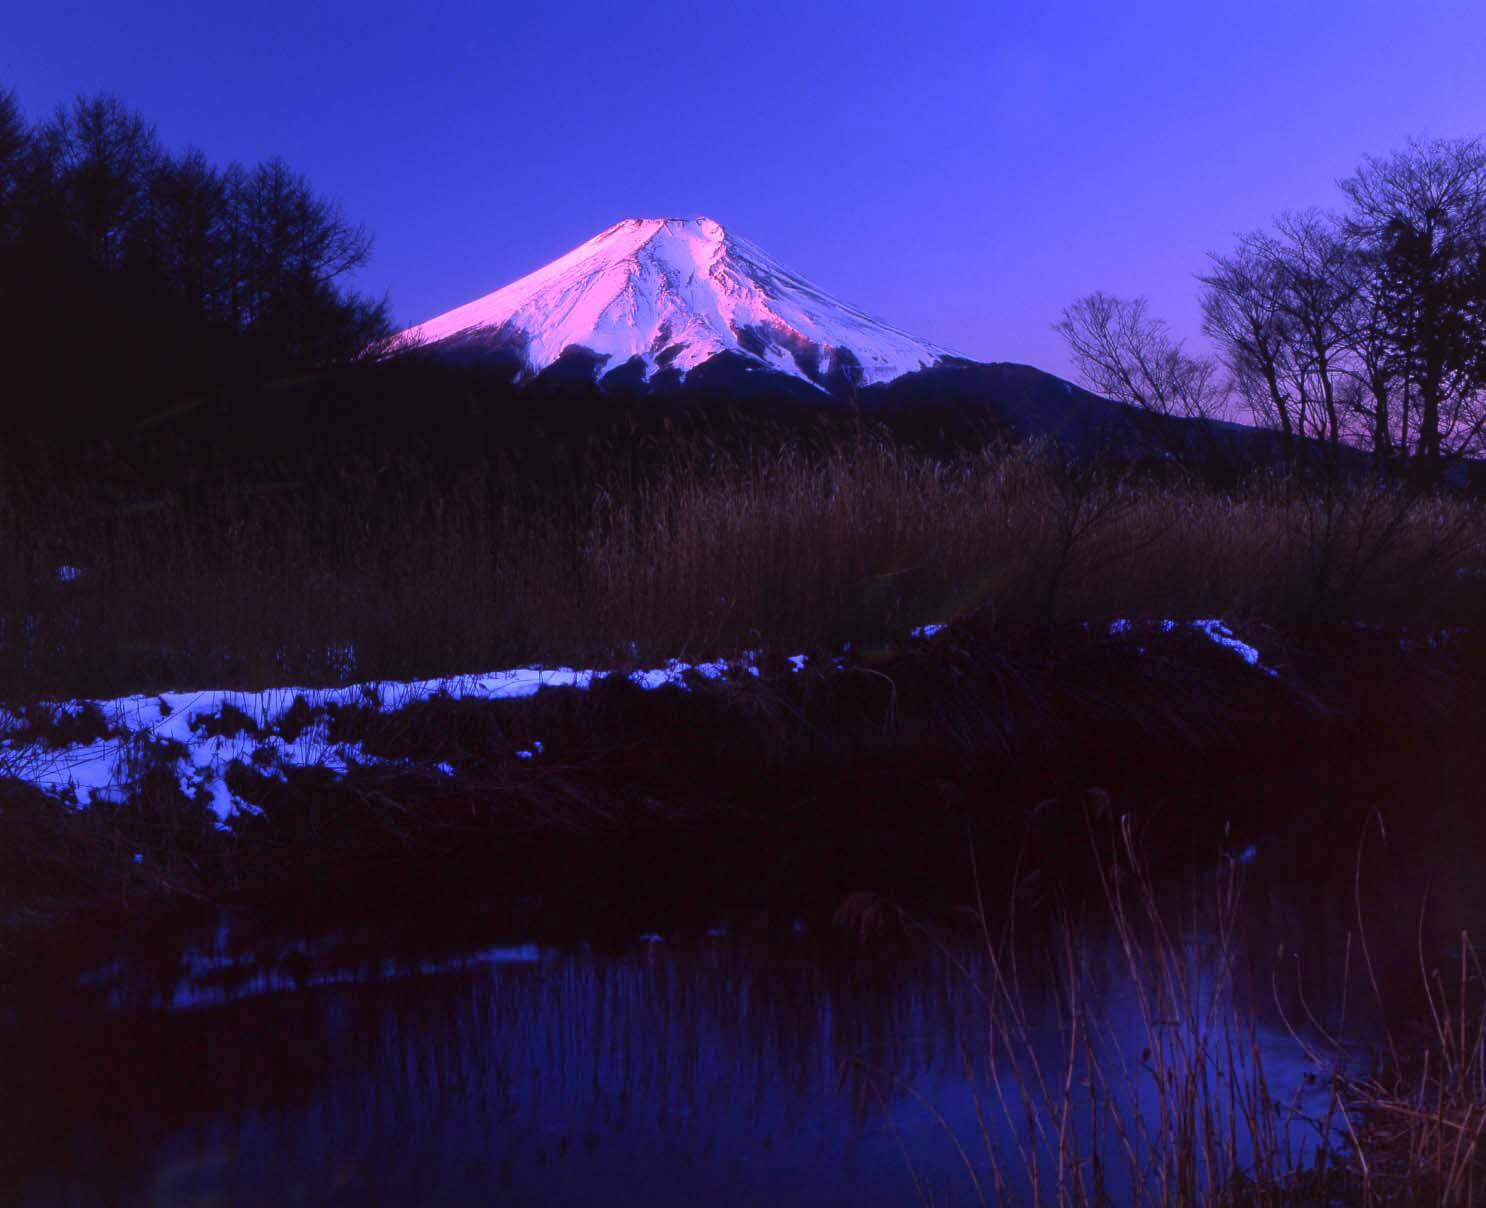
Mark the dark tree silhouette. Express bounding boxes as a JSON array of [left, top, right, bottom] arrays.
[[0, 89, 25, 236], [226, 157, 385, 377], [1196, 136, 1486, 479], [1199, 234, 1303, 454], [0, 88, 390, 436], [1266, 211, 1358, 460], [36, 94, 162, 268], [1053, 291, 1225, 420], [1340, 137, 1486, 479]]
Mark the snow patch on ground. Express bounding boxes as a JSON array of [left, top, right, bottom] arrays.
[[1105, 617, 1279, 678], [3, 618, 1283, 823], [1190, 619, 1278, 677], [0, 656, 776, 824]]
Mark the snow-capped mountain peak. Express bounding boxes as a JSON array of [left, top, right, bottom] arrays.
[[396, 217, 957, 389]]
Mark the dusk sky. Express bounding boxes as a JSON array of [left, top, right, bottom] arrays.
[[7, 0, 1486, 379]]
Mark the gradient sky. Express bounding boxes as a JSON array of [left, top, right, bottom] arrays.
[[6, 0, 1486, 379]]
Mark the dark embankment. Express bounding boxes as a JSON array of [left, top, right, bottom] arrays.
[[4, 617, 1483, 983]]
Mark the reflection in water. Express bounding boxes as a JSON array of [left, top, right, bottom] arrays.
[[2, 900, 1348, 1208]]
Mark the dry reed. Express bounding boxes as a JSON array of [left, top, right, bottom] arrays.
[[1, 436, 1481, 701]]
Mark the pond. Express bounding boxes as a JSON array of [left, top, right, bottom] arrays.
[[2, 882, 1355, 1208]]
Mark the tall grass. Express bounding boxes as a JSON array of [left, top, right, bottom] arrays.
[[2, 435, 1482, 700], [1347, 906, 1486, 1203], [858, 816, 1486, 1206], [905, 818, 1344, 1207]]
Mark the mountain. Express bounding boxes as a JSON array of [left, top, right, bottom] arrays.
[[395, 217, 961, 392], [386, 216, 1370, 484]]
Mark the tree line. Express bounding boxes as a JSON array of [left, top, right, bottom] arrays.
[[0, 88, 389, 434], [1058, 136, 1486, 482]]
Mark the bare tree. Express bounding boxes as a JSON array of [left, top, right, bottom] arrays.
[[1268, 211, 1360, 460], [1340, 135, 1486, 478], [1203, 181, 1486, 477], [1337, 235, 1407, 473], [1054, 292, 1225, 420], [1200, 233, 1304, 452]]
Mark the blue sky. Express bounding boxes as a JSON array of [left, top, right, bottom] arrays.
[[6, 0, 1486, 377]]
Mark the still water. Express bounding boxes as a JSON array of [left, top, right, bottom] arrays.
[[3, 900, 1346, 1208]]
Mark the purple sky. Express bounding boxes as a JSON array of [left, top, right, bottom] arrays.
[[6, 0, 1486, 379]]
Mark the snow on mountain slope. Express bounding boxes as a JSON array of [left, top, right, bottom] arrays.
[[397, 217, 958, 389]]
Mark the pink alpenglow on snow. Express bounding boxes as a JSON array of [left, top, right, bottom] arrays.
[[396, 217, 959, 389]]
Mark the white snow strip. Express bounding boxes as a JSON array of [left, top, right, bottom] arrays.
[[0, 655, 777, 823], [2, 618, 1283, 823], [1189, 619, 1279, 678], [1108, 617, 1278, 677]]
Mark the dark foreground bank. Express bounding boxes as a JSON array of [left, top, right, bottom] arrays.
[[3, 616, 1481, 966]]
